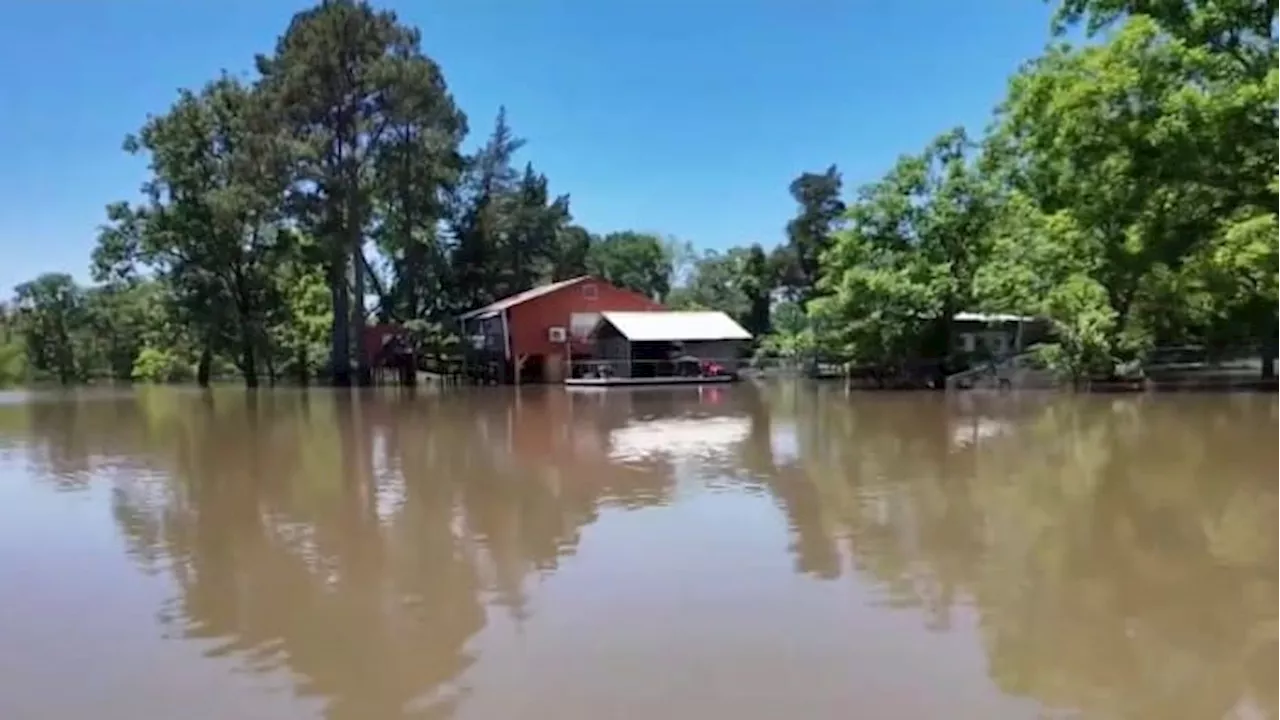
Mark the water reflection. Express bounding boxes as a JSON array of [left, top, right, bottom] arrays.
[[0, 385, 1273, 720], [766, 389, 1278, 719]]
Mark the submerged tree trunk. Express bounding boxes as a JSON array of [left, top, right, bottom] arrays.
[[296, 345, 310, 386], [1261, 337, 1277, 380], [351, 243, 371, 387], [240, 336, 259, 388], [330, 256, 352, 387], [197, 343, 213, 388]]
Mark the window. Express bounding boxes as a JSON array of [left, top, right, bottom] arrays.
[[582, 284, 598, 300]]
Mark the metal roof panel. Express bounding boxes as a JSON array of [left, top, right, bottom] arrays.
[[597, 311, 753, 342]]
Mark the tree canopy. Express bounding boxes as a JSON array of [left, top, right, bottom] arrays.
[[2, 1, 673, 387], [4, 0, 1274, 387], [768, 0, 1277, 380]]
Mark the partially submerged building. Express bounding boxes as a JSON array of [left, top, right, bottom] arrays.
[[570, 311, 753, 386], [457, 278, 753, 385], [457, 276, 661, 383]]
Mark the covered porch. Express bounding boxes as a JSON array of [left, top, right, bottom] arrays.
[[568, 311, 752, 386]]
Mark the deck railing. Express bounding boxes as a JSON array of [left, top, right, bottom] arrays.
[[567, 357, 740, 380]]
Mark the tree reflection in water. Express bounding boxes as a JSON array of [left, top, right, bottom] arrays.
[[759, 387, 1277, 720], [12, 387, 679, 719]]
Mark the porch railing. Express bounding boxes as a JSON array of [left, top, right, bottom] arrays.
[[566, 357, 740, 380]]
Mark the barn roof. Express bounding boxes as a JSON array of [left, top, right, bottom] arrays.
[[595, 311, 752, 342], [457, 276, 591, 321]]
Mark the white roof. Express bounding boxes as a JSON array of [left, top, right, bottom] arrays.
[[954, 312, 1036, 324], [597, 311, 752, 342]]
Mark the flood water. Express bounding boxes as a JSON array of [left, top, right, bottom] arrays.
[[0, 384, 1274, 720]]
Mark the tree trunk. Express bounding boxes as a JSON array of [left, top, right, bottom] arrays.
[[296, 345, 310, 386], [1262, 339, 1276, 380], [56, 327, 74, 385], [240, 335, 259, 389], [330, 257, 352, 387], [351, 243, 372, 387], [197, 343, 213, 388]]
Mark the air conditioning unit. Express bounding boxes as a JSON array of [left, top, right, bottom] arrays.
[[548, 326, 567, 343]]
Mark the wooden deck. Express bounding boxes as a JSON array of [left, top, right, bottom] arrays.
[[564, 375, 738, 388]]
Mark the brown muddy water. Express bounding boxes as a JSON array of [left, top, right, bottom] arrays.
[[0, 384, 1274, 720]]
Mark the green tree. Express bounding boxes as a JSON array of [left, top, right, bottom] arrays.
[[444, 107, 575, 309], [585, 231, 673, 301], [81, 280, 167, 381], [0, 303, 26, 386], [256, 0, 456, 384], [1044, 0, 1280, 368], [810, 128, 995, 364], [97, 75, 296, 388], [989, 4, 1277, 370], [449, 107, 526, 310], [973, 193, 1117, 381], [12, 273, 87, 385], [740, 243, 774, 337], [372, 44, 467, 325], [503, 162, 572, 293], [550, 224, 593, 281], [267, 239, 333, 384], [667, 248, 749, 315], [781, 165, 845, 303], [758, 299, 814, 361], [668, 243, 774, 336], [1181, 207, 1279, 374]]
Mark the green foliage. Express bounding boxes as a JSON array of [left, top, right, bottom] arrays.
[[550, 225, 593, 281], [255, 0, 472, 382], [7, 0, 666, 388], [0, 343, 25, 386], [810, 128, 995, 363], [446, 108, 575, 311], [0, 309, 27, 386], [131, 347, 190, 383], [973, 193, 1121, 377], [1035, 277, 1120, 382], [13, 273, 87, 385], [99, 72, 300, 387], [667, 249, 748, 312], [779, 165, 845, 303], [666, 243, 773, 336], [585, 231, 674, 301], [757, 300, 816, 361], [796, 0, 1277, 380], [739, 244, 774, 337]]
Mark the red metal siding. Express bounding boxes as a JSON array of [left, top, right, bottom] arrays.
[[506, 278, 661, 358]]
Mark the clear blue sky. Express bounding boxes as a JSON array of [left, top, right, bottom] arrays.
[[0, 0, 1056, 295]]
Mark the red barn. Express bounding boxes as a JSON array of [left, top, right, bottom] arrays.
[[458, 276, 662, 383]]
